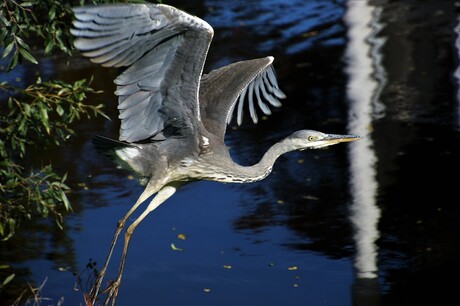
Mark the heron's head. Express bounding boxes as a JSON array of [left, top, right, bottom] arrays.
[[286, 129, 361, 150]]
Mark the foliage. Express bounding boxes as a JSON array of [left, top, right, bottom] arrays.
[[0, 78, 107, 240], [1, 0, 74, 71], [0, 0, 148, 303], [0, 0, 112, 242]]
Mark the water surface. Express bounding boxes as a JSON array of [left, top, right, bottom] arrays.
[[1, 0, 459, 305]]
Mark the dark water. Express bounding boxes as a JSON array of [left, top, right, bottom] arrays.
[[1, 0, 460, 305]]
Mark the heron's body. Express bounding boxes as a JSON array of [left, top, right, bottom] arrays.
[[71, 3, 360, 305]]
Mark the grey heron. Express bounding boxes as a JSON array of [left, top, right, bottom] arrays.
[[71, 3, 360, 305]]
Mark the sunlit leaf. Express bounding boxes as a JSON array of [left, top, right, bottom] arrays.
[[1, 218, 16, 241], [1, 273, 15, 287], [23, 103, 31, 116], [44, 39, 54, 54], [0, 14, 11, 27], [60, 190, 72, 212], [15, 36, 28, 49], [49, 6, 56, 20], [58, 87, 70, 96], [18, 47, 38, 64], [56, 105, 64, 116], [2, 42, 14, 59]]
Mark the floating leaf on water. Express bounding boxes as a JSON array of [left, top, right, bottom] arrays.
[[170, 243, 183, 252], [127, 175, 135, 180], [177, 233, 187, 240], [287, 266, 298, 271], [203, 288, 211, 293], [301, 31, 318, 38], [223, 265, 232, 269], [277, 200, 284, 205], [302, 195, 319, 201]]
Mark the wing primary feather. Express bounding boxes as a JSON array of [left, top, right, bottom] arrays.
[[260, 79, 282, 108], [267, 67, 286, 99], [247, 81, 258, 124], [262, 73, 282, 107], [254, 77, 271, 115], [237, 86, 248, 126]]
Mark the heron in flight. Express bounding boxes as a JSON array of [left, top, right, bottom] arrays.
[[71, 3, 359, 305]]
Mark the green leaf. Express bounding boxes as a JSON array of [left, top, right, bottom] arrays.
[[57, 87, 70, 96], [18, 47, 38, 64], [56, 105, 64, 116], [44, 39, 54, 54], [20, 2, 33, 7], [5, 179, 16, 188], [1, 218, 16, 241], [0, 28, 7, 43], [6, 53, 18, 71], [0, 15, 10, 27], [15, 36, 28, 49], [1, 273, 15, 287], [49, 6, 56, 20], [2, 42, 14, 59], [60, 190, 72, 212], [23, 103, 31, 116], [18, 117, 26, 134]]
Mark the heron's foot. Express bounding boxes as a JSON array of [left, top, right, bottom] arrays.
[[101, 278, 122, 306], [86, 273, 106, 305]]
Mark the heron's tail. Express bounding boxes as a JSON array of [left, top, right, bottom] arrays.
[[92, 135, 133, 157]]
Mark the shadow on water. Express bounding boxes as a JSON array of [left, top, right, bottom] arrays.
[[1, 0, 460, 305]]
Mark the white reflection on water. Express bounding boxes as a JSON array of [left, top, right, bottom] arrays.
[[344, 0, 384, 281], [453, 16, 460, 129]]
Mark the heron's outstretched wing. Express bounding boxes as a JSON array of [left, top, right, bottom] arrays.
[[199, 57, 285, 141], [71, 4, 213, 143]]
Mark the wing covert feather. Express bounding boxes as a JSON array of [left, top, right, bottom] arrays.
[[72, 4, 214, 142]]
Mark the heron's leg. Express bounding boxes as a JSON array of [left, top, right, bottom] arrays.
[[104, 185, 177, 306], [89, 186, 156, 304]]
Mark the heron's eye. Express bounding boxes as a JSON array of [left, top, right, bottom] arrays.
[[308, 135, 316, 141]]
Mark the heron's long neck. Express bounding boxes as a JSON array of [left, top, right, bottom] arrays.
[[230, 140, 294, 183]]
